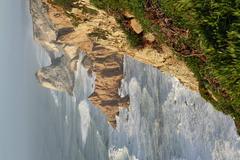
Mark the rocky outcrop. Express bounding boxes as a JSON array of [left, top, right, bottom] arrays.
[[35, 56, 75, 95], [87, 47, 129, 126], [30, 0, 58, 53], [30, 0, 129, 126], [144, 33, 156, 43], [130, 19, 143, 34]]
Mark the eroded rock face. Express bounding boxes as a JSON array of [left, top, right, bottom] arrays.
[[36, 56, 75, 95], [87, 47, 129, 126], [110, 56, 240, 160], [30, 0, 198, 126], [30, 0, 57, 52]]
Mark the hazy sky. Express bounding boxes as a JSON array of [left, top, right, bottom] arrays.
[[0, 1, 59, 159]]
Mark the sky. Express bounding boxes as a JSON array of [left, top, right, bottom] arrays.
[[0, 1, 59, 159]]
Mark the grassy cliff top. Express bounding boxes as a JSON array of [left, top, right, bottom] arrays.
[[54, 0, 240, 133]]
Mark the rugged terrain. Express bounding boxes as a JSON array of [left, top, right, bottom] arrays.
[[31, 0, 198, 126]]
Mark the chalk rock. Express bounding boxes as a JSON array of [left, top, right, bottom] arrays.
[[123, 11, 135, 19], [36, 56, 74, 95], [130, 19, 143, 34], [144, 33, 156, 43]]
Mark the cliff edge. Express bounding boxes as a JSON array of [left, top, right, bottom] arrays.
[[30, 0, 198, 126]]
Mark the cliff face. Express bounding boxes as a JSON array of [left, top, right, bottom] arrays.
[[30, 0, 240, 159], [112, 57, 240, 159], [35, 56, 75, 95], [35, 46, 240, 160], [31, 0, 129, 125], [31, 0, 199, 125]]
